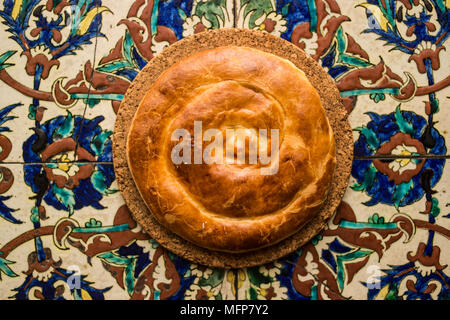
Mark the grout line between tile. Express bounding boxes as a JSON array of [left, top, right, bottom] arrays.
[[3, 155, 449, 166], [19, 1, 442, 301], [355, 155, 450, 160], [73, 4, 102, 162], [0, 161, 113, 165], [232, 0, 239, 302]]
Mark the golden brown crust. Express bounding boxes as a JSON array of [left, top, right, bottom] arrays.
[[126, 46, 336, 253], [114, 28, 352, 268]]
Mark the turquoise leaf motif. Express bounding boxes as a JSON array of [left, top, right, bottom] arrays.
[[430, 99, 439, 114], [307, 0, 317, 32], [70, 0, 90, 36], [53, 111, 74, 140], [336, 249, 373, 291], [0, 50, 15, 71], [97, 60, 132, 74], [430, 197, 440, 217], [53, 184, 76, 216], [85, 218, 102, 228], [368, 213, 385, 224], [392, 180, 413, 209], [91, 170, 117, 195], [97, 31, 136, 73], [30, 206, 39, 224], [311, 234, 323, 245], [377, 0, 396, 31], [85, 98, 100, 108], [122, 30, 135, 67], [335, 28, 371, 68], [90, 130, 113, 156], [98, 251, 136, 296], [354, 127, 380, 151], [0, 254, 18, 280], [281, 3, 290, 17], [369, 93, 386, 103], [352, 164, 377, 191], [435, 0, 446, 12], [394, 105, 414, 135], [177, 7, 187, 20]]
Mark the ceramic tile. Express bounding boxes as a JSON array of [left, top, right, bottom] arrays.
[[236, 0, 449, 153], [0, 0, 449, 301], [286, 157, 449, 300], [334, 0, 450, 156], [0, 163, 236, 300], [331, 0, 449, 154], [350, 94, 448, 157], [0, 0, 105, 163], [78, 0, 235, 160], [0, 163, 124, 299], [338, 1, 450, 152]]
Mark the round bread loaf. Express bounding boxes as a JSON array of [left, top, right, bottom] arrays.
[[126, 46, 336, 253]]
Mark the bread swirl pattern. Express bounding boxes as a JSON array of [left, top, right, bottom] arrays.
[[127, 46, 336, 253]]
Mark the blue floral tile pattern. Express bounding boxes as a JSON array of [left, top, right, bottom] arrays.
[[283, 159, 449, 300], [354, 106, 447, 157], [0, 0, 448, 300], [0, 0, 106, 162]]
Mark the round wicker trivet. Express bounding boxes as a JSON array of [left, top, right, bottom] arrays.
[[113, 29, 353, 268]]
